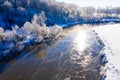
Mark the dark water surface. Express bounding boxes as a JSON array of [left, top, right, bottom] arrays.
[[0, 25, 102, 80]]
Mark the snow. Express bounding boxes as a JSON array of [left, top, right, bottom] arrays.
[[92, 24, 120, 80]]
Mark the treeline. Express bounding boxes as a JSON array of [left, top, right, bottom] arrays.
[[0, 0, 120, 29]]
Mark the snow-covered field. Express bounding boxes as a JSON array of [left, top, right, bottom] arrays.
[[92, 24, 120, 80]]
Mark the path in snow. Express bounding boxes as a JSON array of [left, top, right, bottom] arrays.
[[92, 24, 120, 80]]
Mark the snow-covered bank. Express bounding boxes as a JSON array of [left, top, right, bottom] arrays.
[[0, 13, 62, 61], [92, 24, 120, 80]]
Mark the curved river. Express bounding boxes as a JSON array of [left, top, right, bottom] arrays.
[[0, 25, 102, 80]]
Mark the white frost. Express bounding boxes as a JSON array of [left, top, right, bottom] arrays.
[[0, 13, 62, 53]]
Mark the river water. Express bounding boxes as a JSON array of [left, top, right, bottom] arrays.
[[0, 25, 102, 80]]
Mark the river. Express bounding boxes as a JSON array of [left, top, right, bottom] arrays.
[[0, 25, 102, 80]]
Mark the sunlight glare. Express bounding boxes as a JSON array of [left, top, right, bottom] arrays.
[[74, 31, 87, 51]]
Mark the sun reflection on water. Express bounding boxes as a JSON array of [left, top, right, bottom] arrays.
[[70, 30, 91, 68], [74, 31, 87, 52]]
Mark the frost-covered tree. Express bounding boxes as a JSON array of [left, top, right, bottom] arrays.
[[0, 0, 120, 29], [0, 27, 4, 41], [32, 11, 47, 26], [2, 0, 13, 8]]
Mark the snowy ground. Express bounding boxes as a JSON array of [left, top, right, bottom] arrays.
[[91, 24, 120, 80]]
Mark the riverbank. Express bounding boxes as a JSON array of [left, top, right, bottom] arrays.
[[92, 24, 120, 80]]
